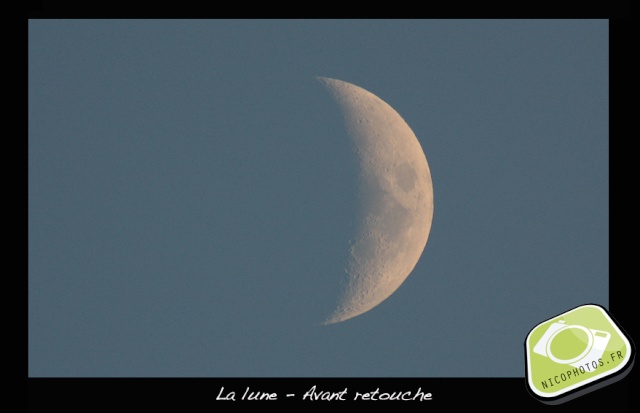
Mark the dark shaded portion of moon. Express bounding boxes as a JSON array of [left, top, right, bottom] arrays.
[[396, 162, 417, 192], [258, 77, 361, 326]]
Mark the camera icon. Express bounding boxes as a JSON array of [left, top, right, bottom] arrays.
[[532, 319, 611, 368]]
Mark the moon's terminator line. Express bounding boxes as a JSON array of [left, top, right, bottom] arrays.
[[318, 77, 434, 325]]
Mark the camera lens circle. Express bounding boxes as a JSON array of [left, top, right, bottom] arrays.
[[546, 325, 593, 365]]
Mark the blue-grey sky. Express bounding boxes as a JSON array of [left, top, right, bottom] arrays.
[[29, 19, 608, 377]]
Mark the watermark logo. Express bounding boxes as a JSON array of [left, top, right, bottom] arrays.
[[525, 304, 634, 404]]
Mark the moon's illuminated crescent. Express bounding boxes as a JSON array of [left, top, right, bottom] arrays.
[[318, 77, 434, 325]]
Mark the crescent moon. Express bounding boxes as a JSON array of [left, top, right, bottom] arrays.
[[318, 77, 434, 325]]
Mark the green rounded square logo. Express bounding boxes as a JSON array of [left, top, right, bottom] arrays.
[[525, 304, 634, 404]]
